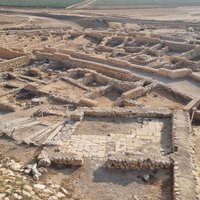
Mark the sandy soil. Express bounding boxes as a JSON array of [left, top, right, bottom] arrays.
[[46, 159, 173, 200], [136, 91, 187, 110], [41, 80, 86, 100]]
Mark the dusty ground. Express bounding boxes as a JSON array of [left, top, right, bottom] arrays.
[[136, 91, 187, 110]]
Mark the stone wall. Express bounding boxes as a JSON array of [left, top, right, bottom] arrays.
[[184, 98, 200, 112], [0, 55, 31, 72], [154, 84, 192, 102], [81, 107, 172, 118], [172, 111, 197, 200], [180, 46, 200, 60], [67, 68, 140, 92], [163, 41, 194, 52], [157, 68, 192, 79], [36, 51, 142, 82], [34, 48, 200, 85], [84, 85, 112, 99], [0, 47, 25, 59], [78, 98, 98, 107], [194, 110, 200, 120], [135, 35, 161, 45], [190, 72, 200, 82], [159, 35, 185, 42], [57, 49, 159, 75], [106, 153, 172, 170], [122, 86, 145, 99]]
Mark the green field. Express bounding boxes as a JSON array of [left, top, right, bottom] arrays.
[[92, 0, 200, 7], [0, 0, 84, 8]]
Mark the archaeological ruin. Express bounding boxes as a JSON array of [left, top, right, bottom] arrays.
[[0, 3, 200, 200]]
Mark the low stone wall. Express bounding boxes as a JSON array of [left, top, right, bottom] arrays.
[[67, 68, 139, 92], [163, 41, 194, 52], [51, 52, 140, 82], [43, 47, 57, 54], [194, 110, 200, 121], [18, 30, 43, 37], [85, 32, 105, 41], [179, 46, 200, 60], [81, 107, 172, 118], [154, 84, 192, 103], [0, 47, 25, 59], [84, 85, 112, 99], [184, 98, 200, 112], [124, 46, 144, 53], [172, 111, 197, 200], [35, 49, 200, 84], [39, 147, 84, 167], [122, 82, 191, 105], [105, 153, 172, 170], [95, 45, 113, 53], [57, 49, 158, 76], [122, 86, 145, 99], [135, 35, 161, 45], [78, 98, 98, 107], [0, 55, 31, 72], [157, 68, 192, 79], [49, 94, 78, 105], [160, 35, 185, 42], [190, 72, 200, 82], [59, 49, 131, 69], [61, 77, 90, 91]]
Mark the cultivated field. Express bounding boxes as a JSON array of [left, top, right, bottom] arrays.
[[91, 0, 200, 7], [0, 0, 84, 8]]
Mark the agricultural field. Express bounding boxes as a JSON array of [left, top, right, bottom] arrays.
[[0, 0, 84, 8], [91, 0, 200, 7]]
